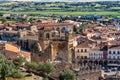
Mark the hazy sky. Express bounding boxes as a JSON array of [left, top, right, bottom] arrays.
[[1, 0, 120, 2]]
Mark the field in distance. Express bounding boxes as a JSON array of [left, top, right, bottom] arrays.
[[0, 11, 120, 17]]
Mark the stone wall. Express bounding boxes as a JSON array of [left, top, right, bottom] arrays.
[[77, 71, 101, 80]]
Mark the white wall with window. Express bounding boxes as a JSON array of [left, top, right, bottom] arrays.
[[89, 50, 103, 60], [75, 47, 90, 59], [108, 49, 120, 60]]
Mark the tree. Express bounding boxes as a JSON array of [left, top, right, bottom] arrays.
[[37, 62, 55, 75], [1, 18, 7, 24], [0, 53, 6, 63], [25, 61, 38, 72], [1, 65, 7, 80], [10, 69, 24, 78], [2, 61, 24, 78], [59, 69, 76, 80], [13, 56, 26, 67]]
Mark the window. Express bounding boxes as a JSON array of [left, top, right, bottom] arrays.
[[39, 54, 41, 57], [61, 27, 65, 33], [46, 33, 50, 39], [113, 51, 116, 54], [109, 51, 111, 54], [81, 49, 83, 52], [118, 51, 120, 54], [77, 49, 79, 52], [109, 56, 111, 59], [84, 56, 87, 59], [113, 56, 115, 59], [85, 49, 87, 52], [117, 56, 119, 59], [81, 56, 83, 59]]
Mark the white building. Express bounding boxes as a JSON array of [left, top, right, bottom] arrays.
[[108, 46, 120, 60], [89, 50, 103, 60]]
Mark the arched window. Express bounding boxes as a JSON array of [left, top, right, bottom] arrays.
[[61, 27, 65, 33], [46, 33, 50, 39]]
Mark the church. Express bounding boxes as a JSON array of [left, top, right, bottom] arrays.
[[17, 24, 80, 63]]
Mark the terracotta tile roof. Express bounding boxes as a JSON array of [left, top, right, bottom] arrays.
[[91, 44, 107, 51], [4, 50, 18, 60], [76, 42, 90, 48], [108, 40, 120, 46], [0, 43, 31, 60], [5, 43, 20, 53], [44, 27, 52, 31]]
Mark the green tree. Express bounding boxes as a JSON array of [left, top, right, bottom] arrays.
[[1, 18, 7, 24], [0, 53, 6, 63], [1, 65, 7, 80], [59, 69, 76, 80], [10, 69, 24, 78], [79, 29, 83, 33], [37, 62, 55, 75], [3, 61, 24, 78], [13, 56, 26, 67], [25, 61, 38, 72]]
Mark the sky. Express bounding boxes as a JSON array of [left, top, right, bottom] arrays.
[[1, 0, 120, 2]]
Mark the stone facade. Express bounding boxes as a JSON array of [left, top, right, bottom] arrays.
[[18, 25, 77, 63]]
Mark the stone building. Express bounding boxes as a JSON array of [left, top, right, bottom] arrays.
[[17, 24, 79, 63], [75, 42, 90, 59]]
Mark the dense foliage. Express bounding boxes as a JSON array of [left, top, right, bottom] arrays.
[[59, 69, 77, 80], [0, 54, 24, 79], [37, 62, 55, 75]]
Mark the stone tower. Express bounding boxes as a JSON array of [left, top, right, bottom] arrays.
[[19, 29, 27, 38], [38, 27, 52, 50], [65, 27, 73, 63]]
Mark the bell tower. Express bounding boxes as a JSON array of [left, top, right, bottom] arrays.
[[65, 27, 73, 63], [38, 27, 52, 50]]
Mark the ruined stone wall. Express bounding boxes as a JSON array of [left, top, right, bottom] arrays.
[[31, 41, 69, 63]]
